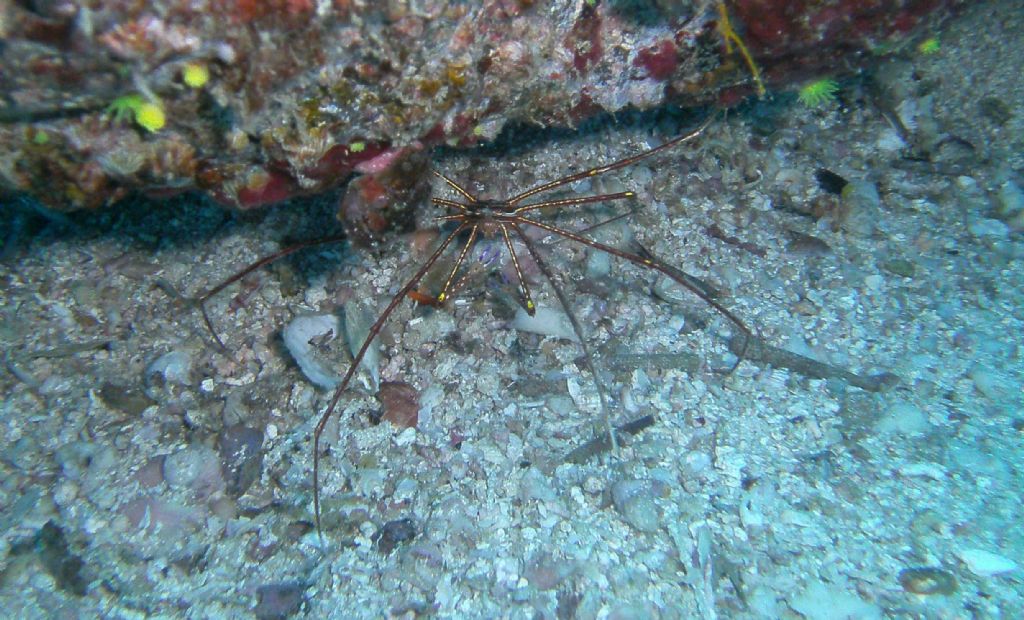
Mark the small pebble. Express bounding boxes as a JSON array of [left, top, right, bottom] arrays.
[[840, 180, 881, 236], [968, 365, 1004, 399], [145, 350, 193, 386], [218, 425, 264, 497], [882, 259, 915, 278], [876, 401, 929, 435], [134, 456, 166, 488], [876, 127, 907, 151], [610, 479, 662, 534], [375, 381, 419, 429], [393, 477, 418, 502], [121, 497, 202, 535], [785, 232, 832, 257], [790, 582, 882, 620], [864, 274, 885, 291], [519, 468, 558, 503], [393, 427, 417, 447], [525, 553, 576, 590], [582, 476, 604, 495], [209, 496, 237, 521], [55, 442, 116, 497], [898, 462, 946, 480], [967, 218, 1009, 238], [373, 518, 416, 554], [585, 247, 611, 278], [255, 583, 307, 620], [682, 451, 712, 477], [996, 180, 1024, 220], [899, 567, 958, 595], [97, 382, 155, 416], [342, 301, 380, 388], [303, 283, 328, 307], [163, 445, 225, 499]]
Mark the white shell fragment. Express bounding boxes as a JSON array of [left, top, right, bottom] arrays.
[[511, 305, 580, 342], [876, 401, 929, 436], [282, 314, 343, 389], [957, 548, 1018, 577], [342, 300, 381, 390], [145, 350, 193, 385]]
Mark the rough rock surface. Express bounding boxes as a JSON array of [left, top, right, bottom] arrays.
[[1, 0, 964, 211]]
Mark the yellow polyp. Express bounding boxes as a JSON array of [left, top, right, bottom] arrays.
[[917, 37, 940, 55], [182, 62, 210, 88], [437, 292, 447, 303], [716, 1, 766, 97], [526, 300, 535, 310], [798, 78, 839, 108], [625, 191, 635, 197], [350, 141, 366, 153], [135, 102, 166, 132]]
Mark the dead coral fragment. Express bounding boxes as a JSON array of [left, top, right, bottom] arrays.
[[728, 337, 898, 392], [564, 415, 656, 464]]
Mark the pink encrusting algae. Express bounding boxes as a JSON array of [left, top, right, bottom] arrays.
[[0, 0, 964, 212]]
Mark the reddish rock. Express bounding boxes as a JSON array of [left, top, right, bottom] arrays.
[[338, 146, 430, 247], [0, 0, 966, 212], [635, 40, 680, 81], [375, 381, 420, 430]]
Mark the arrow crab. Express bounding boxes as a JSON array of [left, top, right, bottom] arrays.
[[192, 110, 753, 538]]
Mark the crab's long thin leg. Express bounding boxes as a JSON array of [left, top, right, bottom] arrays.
[[435, 213, 470, 224], [436, 225, 479, 305], [507, 113, 716, 206], [432, 197, 471, 212], [510, 215, 752, 369], [313, 223, 467, 540], [196, 234, 347, 349], [498, 224, 537, 315], [511, 221, 617, 451], [512, 191, 636, 216], [544, 210, 639, 246], [433, 171, 478, 203]]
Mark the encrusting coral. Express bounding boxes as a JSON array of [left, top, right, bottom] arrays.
[[0, 0, 965, 211]]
